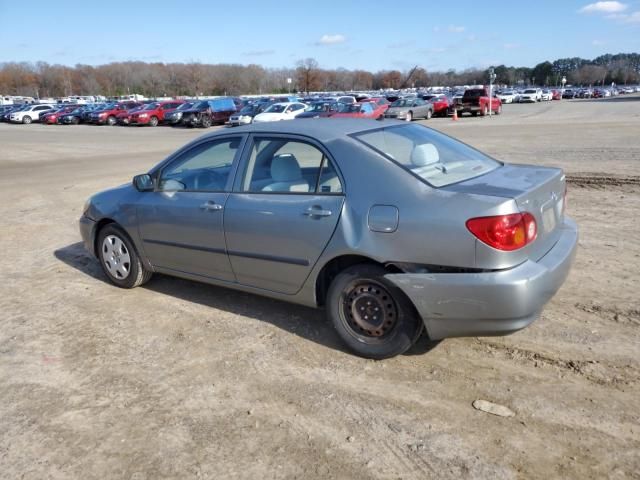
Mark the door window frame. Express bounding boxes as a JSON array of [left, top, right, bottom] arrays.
[[232, 133, 346, 196], [152, 134, 248, 193]]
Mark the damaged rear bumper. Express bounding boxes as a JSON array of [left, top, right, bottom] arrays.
[[385, 218, 578, 340]]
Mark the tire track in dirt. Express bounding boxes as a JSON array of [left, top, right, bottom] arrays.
[[472, 339, 638, 389], [566, 173, 640, 189]]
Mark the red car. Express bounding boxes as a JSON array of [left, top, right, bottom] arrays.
[[332, 101, 387, 119], [551, 89, 562, 100], [116, 105, 146, 125], [88, 102, 142, 125], [422, 94, 452, 116], [129, 100, 185, 126], [41, 105, 78, 124], [362, 97, 390, 113]]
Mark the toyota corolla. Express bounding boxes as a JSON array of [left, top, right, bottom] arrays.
[[79, 119, 578, 359]]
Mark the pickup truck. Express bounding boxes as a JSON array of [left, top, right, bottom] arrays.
[[455, 88, 502, 117]]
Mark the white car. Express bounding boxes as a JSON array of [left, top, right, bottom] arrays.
[[252, 102, 307, 123], [540, 89, 553, 101], [519, 88, 542, 103], [497, 90, 516, 103], [9, 104, 55, 124]]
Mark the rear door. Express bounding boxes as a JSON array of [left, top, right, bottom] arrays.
[[224, 135, 345, 294], [136, 135, 246, 281]]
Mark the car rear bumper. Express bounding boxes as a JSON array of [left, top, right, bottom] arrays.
[[79, 215, 97, 256], [385, 217, 578, 340]]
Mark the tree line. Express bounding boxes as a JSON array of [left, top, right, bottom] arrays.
[[1, 53, 638, 98]]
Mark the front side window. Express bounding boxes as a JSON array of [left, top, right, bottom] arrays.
[[353, 124, 500, 188], [159, 137, 242, 192], [241, 137, 342, 194]]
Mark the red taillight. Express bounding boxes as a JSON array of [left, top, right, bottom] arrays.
[[466, 213, 537, 251]]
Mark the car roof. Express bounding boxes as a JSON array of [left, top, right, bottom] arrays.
[[207, 118, 402, 142]]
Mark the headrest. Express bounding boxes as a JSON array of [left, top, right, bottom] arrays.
[[271, 154, 302, 182], [411, 143, 439, 166]]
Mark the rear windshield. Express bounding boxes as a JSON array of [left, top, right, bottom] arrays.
[[352, 124, 500, 188]]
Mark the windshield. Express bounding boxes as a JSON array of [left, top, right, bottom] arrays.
[[353, 124, 500, 188], [338, 103, 361, 113], [310, 103, 333, 112], [265, 104, 286, 113], [240, 105, 258, 114], [144, 103, 160, 110], [193, 101, 209, 109], [391, 99, 413, 107], [524, 89, 536, 93], [177, 102, 193, 110]]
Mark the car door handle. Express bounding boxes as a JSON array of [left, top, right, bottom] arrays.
[[200, 201, 223, 211], [303, 206, 332, 217]]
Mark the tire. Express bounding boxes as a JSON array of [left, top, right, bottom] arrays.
[[326, 264, 424, 359], [72, 117, 79, 125], [480, 105, 488, 116], [149, 116, 158, 127], [472, 111, 478, 117], [201, 116, 212, 128], [496, 105, 502, 115], [425, 109, 432, 120], [97, 224, 152, 289], [107, 115, 116, 126], [405, 111, 413, 122], [22, 116, 32, 124]]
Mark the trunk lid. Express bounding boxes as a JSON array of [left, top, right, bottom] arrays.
[[445, 164, 566, 262]]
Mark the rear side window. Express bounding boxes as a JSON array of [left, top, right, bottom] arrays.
[[240, 137, 342, 194], [353, 124, 500, 188]]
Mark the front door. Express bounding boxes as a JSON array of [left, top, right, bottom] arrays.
[[224, 135, 344, 294], [137, 136, 244, 281]]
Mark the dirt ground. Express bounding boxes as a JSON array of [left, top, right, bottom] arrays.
[[0, 96, 638, 480]]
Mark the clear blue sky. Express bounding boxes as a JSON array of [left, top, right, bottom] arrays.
[[1, 0, 639, 71]]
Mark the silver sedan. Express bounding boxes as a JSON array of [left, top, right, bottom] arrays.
[[80, 119, 577, 359]]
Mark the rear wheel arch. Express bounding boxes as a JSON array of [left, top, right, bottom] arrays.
[[315, 254, 403, 307]]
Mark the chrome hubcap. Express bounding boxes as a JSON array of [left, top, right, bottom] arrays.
[[102, 235, 131, 279], [343, 281, 397, 338]]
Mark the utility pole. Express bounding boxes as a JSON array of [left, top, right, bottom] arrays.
[[488, 67, 496, 118]]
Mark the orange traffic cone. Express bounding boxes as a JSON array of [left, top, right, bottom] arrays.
[[452, 108, 458, 121]]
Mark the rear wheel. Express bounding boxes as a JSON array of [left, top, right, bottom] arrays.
[[149, 116, 158, 127], [405, 111, 413, 122], [326, 264, 424, 359], [481, 105, 488, 116], [22, 116, 32, 124], [97, 224, 152, 289], [496, 104, 502, 115]]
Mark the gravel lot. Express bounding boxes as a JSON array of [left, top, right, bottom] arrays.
[[1, 96, 639, 479]]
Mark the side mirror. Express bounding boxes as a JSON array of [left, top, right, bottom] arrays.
[[133, 174, 154, 192]]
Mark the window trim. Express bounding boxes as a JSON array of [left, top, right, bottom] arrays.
[[232, 133, 346, 196], [153, 135, 248, 194]]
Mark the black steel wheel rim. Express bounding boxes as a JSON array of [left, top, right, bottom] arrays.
[[341, 280, 398, 339]]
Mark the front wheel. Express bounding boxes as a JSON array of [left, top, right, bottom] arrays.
[[405, 111, 413, 122], [496, 105, 502, 115], [22, 116, 32, 124], [425, 109, 432, 120], [480, 105, 488, 116], [107, 115, 116, 126], [149, 116, 158, 127], [201, 116, 212, 128], [97, 224, 152, 288], [326, 264, 424, 359]]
